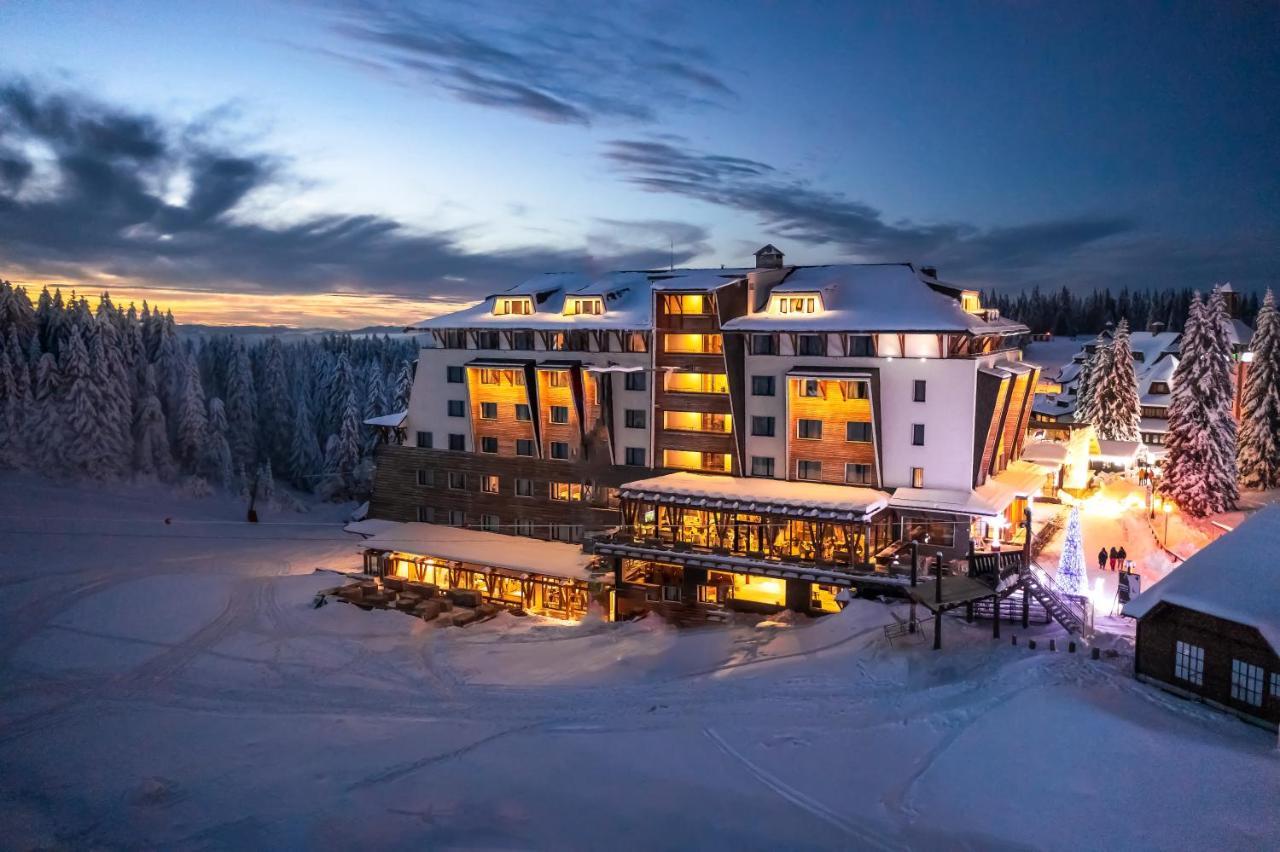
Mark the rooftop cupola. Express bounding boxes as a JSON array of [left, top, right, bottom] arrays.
[[754, 243, 784, 270]]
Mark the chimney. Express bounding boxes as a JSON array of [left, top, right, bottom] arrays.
[[753, 243, 784, 270]]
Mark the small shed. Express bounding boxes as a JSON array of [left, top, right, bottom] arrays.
[[1123, 505, 1280, 730]]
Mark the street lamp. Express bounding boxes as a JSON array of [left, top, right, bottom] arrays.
[[1163, 502, 1174, 548], [1151, 494, 1162, 520]]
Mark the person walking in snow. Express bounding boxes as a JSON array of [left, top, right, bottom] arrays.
[[1109, 546, 1119, 571], [1098, 547, 1108, 573], [1117, 546, 1127, 572]]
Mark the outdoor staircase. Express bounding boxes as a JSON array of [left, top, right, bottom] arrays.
[[970, 589, 1051, 624], [1021, 563, 1091, 634]]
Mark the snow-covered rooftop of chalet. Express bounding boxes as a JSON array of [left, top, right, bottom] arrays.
[[648, 269, 750, 290], [1124, 504, 1280, 650], [724, 264, 1028, 334], [1019, 440, 1070, 467], [344, 519, 602, 582], [619, 471, 889, 520], [362, 411, 406, 428], [975, 461, 1053, 513]]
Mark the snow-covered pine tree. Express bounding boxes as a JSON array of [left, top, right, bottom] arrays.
[[59, 324, 99, 477], [288, 388, 323, 488], [174, 354, 209, 473], [361, 360, 387, 454], [134, 364, 176, 480], [223, 342, 258, 469], [257, 338, 293, 469], [1077, 341, 1110, 425], [1056, 505, 1088, 595], [1238, 289, 1280, 489], [203, 397, 235, 488], [1163, 291, 1239, 516], [394, 358, 414, 411], [0, 347, 19, 468], [320, 382, 362, 499], [1094, 318, 1141, 441]]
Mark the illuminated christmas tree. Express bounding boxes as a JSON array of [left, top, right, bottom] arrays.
[[1057, 506, 1088, 595]]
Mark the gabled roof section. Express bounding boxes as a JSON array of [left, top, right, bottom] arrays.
[[1124, 504, 1280, 651], [724, 264, 1029, 334]]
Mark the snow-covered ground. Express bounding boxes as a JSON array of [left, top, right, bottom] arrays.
[[2, 475, 1277, 850]]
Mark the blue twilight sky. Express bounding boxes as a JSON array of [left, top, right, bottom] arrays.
[[0, 0, 1277, 326]]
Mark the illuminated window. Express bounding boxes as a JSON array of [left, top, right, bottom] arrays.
[[478, 369, 500, 385], [798, 379, 821, 398], [550, 482, 584, 501], [1231, 659, 1263, 706], [547, 371, 570, 388], [911, 467, 924, 488], [664, 411, 730, 433], [481, 475, 499, 494], [797, 419, 822, 439], [624, 332, 649, 353], [663, 449, 731, 472], [1175, 641, 1204, 686], [777, 295, 817, 314], [550, 405, 569, 424], [662, 293, 709, 315], [495, 297, 533, 315], [665, 372, 728, 394], [480, 402, 498, 420], [568, 297, 603, 315], [961, 292, 981, 313], [664, 333, 723, 354], [796, 460, 822, 481]]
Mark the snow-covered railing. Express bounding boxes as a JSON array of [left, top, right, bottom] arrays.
[[1027, 562, 1093, 634]]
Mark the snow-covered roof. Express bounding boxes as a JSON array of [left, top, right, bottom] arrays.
[[345, 520, 601, 582], [648, 269, 750, 291], [1020, 441, 1069, 467], [975, 461, 1052, 513], [725, 264, 1028, 334], [409, 271, 655, 331], [1124, 505, 1280, 650], [1093, 439, 1143, 461], [362, 411, 406, 428], [619, 471, 889, 520], [890, 487, 1001, 518]]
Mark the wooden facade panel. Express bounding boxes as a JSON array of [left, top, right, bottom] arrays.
[[536, 367, 584, 460], [785, 377, 878, 487], [1010, 366, 1040, 461], [466, 366, 537, 457], [978, 376, 1011, 483], [996, 371, 1032, 473], [368, 445, 631, 540], [1136, 603, 1280, 727]]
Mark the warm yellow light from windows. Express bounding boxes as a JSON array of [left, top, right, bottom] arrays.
[[665, 372, 728, 394], [495, 297, 533, 316], [662, 449, 732, 472], [733, 574, 786, 606], [664, 333, 723, 354], [566, 297, 604, 315], [663, 411, 732, 432], [663, 293, 710, 315], [961, 292, 982, 313]]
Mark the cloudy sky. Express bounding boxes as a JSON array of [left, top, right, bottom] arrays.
[[2, 0, 1277, 327]]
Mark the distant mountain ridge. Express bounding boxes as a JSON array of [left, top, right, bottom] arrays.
[[177, 323, 408, 338]]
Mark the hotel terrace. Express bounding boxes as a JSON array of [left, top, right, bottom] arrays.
[[355, 246, 1061, 621]]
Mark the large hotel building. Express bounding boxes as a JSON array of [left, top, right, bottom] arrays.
[[354, 246, 1048, 621]]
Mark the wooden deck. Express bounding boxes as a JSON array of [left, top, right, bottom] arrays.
[[907, 576, 1000, 613]]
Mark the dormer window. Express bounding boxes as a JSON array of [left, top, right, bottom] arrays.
[[494, 297, 533, 316], [961, 292, 982, 313], [1149, 381, 1170, 395], [775, 294, 820, 314], [566, 297, 604, 316]]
